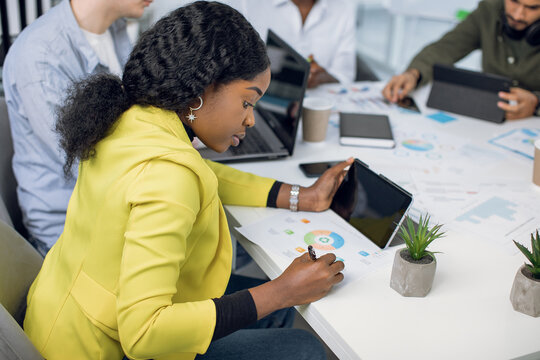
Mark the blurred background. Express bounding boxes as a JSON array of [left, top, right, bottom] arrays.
[[0, 0, 482, 91]]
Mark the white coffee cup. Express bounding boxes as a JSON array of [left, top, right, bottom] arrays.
[[533, 139, 540, 186], [302, 97, 334, 142]]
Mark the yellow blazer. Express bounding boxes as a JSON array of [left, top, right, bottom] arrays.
[[23, 105, 275, 360]]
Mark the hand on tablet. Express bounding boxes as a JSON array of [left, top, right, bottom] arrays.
[[300, 158, 354, 212], [497, 87, 538, 120]]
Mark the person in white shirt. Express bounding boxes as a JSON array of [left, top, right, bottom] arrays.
[[220, 0, 357, 88]]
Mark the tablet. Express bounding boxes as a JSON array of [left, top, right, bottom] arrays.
[[330, 159, 413, 249], [427, 64, 511, 123], [299, 160, 341, 178]]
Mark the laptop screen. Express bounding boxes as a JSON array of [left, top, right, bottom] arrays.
[[255, 30, 310, 155]]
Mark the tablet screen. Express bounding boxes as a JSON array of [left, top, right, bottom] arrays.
[[330, 159, 412, 248]]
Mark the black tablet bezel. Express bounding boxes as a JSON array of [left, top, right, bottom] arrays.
[[299, 161, 340, 178], [330, 159, 413, 249]]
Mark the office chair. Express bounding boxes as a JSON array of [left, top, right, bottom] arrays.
[[0, 215, 43, 359], [0, 97, 27, 237], [0, 187, 12, 226]]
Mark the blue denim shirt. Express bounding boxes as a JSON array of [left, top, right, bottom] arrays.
[[2, 0, 132, 249]]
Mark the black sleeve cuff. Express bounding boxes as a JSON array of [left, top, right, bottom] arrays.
[[211, 290, 257, 341], [266, 181, 283, 208], [416, 72, 422, 87]]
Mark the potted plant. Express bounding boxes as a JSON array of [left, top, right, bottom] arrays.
[[510, 231, 540, 317], [390, 214, 445, 297]]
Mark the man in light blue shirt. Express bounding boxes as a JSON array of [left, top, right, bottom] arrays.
[[2, 0, 152, 255]]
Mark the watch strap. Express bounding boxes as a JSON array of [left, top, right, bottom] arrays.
[[289, 185, 300, 212]]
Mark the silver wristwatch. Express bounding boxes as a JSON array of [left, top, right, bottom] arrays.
[[289, 185, 300, 212]]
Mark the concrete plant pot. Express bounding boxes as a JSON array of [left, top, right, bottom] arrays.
[[510, 265, 540, 317], [390, 248, 436, 297]]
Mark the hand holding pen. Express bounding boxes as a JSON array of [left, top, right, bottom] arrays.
[[308, 245, 317, 261], [248, 248, 345, 319], [258, 248, 344, 307]]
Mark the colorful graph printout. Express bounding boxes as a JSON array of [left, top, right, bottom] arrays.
[[236, 210, 392, 282], [401, 139, 434, 151], [304, 230, 345, 250]]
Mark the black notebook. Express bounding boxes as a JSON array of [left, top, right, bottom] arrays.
[[339, 113, 395, 148]]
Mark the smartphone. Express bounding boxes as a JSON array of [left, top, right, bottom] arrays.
[[299, 161, 340, 178], [396, 96, 420, 113], [383, 96, 420, 113]]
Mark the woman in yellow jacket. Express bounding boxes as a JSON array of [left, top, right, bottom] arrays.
[[23, 2, 351, 359]]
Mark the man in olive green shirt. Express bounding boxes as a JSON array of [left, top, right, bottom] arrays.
[[383, 0, 540, 120]]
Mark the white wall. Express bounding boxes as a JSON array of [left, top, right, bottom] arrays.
[[355, 0, 482, 78], [1, 0, 483, 79], [146, 0, 482, 79]]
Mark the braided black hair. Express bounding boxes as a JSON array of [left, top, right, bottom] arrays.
[[56, 1, 270, 177]]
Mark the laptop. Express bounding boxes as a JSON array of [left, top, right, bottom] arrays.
[[426, 64, 511, 123], [198, 30, 310, 162]]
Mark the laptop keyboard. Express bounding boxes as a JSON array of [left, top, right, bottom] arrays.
[[229, 128, 273, 155]]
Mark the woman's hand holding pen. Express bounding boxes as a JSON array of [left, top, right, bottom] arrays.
[[276, 251, 344, 306], [249, 252, 344, 319], [275, 158, 353, 212], [249, 159, 350, 319]]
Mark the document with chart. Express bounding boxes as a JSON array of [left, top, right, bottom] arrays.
[[451, 192, 540, 254], [236, 210, 392, 282], [488, 128, 540, 160]]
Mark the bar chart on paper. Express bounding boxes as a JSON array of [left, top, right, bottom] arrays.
[[456, 196, 518, 224], [454, 195, 539, 253]]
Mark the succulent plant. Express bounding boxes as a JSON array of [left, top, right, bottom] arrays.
[[513, 230, 540, 279], [399, 214, 445, 261]]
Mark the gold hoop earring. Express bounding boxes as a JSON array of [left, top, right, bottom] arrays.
[[187, 96, 203, 123]]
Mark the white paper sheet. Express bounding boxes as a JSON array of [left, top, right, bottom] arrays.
[[236, 210, 393, 284], [488, 128, 540, 160]]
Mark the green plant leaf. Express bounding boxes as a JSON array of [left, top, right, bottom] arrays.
[[398, 214, 445, 261], [532, 231, 540, 266], [514, 240, 534, 265]]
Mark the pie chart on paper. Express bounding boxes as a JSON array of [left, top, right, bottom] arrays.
[[304, 230, 345, 250], [401, 139, 434, 151]]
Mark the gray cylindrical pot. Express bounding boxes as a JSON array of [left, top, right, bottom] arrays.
[[510, 265, 540, 317], [390, 248, 436, 297]]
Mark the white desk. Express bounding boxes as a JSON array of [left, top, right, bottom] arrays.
[[226, 82, 540, 360]]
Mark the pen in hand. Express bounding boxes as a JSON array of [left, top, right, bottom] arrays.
[[307, 245, 317, 261]]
